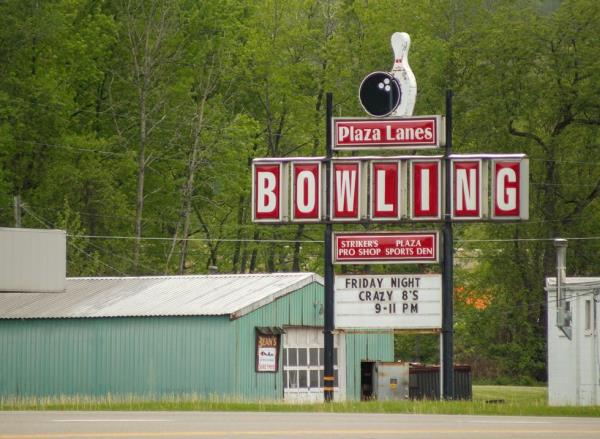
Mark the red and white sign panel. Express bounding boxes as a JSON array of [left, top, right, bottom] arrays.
[[410, 160, 441, 220], [370, 161, 401, 220], [331, 161, 362, 221], [291, 161, 322, 222], [452, 160, 484, 220], [252, 162, 285, 222], [492, 159, 529, 220], [333, 116, 443, 150], [333, 231, 439, 264]]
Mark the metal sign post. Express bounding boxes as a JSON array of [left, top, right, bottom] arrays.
[[442, 90, 454, 400], [323, 92, 335, 402]]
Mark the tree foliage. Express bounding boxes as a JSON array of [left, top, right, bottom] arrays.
[[1, 0, 598, 382]]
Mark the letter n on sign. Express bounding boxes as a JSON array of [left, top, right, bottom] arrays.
[[491, 159, 529, 220], [451, 159, 486, 220], [252, 161, 287, 223]]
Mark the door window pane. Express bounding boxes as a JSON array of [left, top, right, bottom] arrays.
[[288, 348, 298, 366], [298, 370, 308, 389], [298, 348, 307, 366], [289, 370, 297, 389], [309, 348, 319, 366], [310, 370, 319, 388], [334, 369, 339, 387], [284, 370, 288, 388]]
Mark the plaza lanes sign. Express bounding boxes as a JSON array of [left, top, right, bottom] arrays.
[[333, 116, 443, 150], [251, 154, 529, 223]]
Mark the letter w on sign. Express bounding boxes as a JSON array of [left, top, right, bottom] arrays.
[[332, 161, 362, 221]]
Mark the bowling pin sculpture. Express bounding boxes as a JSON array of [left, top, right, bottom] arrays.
[[390, 32, 417, 117]]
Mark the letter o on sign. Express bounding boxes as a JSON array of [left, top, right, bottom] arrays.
[[292, 162, 321, 221]]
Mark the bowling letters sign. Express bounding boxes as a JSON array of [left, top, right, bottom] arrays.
[[334, 274, 442, 329], [252, 155, 529, 224]]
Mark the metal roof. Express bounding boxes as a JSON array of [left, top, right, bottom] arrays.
[[0, 273, 323, 320]]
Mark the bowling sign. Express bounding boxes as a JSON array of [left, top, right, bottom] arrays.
[[251, 155, 529, 223]]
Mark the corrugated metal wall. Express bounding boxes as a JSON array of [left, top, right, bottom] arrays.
[[0, 316, 234, 397], [232, 281, 324, 399], [0, 281, 393, 399], [345, 333, 395, 400]]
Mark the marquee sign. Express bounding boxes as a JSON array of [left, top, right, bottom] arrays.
[[333, 231, 438, 264], [251, 155, 528, 223], [333, 116, 443, 150], [334, 274, 442, 329]]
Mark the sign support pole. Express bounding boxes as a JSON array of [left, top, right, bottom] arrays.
[[442, 89, 454, 400], [324, 92, 335, 402]]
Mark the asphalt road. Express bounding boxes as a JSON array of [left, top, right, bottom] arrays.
[[1, 411, 600, 439]]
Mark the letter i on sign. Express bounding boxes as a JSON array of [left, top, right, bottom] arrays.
[[411, 160, 441, 220], [252, 162, 284, 222]]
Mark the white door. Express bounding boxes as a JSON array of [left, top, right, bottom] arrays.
[[282, 327, 346, 402]]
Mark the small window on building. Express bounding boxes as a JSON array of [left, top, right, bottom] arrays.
[[288, 348, 298, 366], [288, 370, 297, 389], [309, 348, 319, 366], [319, 348, 324, 366], [334, 348, 338, 366], [298, 370, 308, 388], [585, 300, 592, 335], [310, 370, 319, 388], [298, 348, 307, 366], [283, 348, 287, 366]]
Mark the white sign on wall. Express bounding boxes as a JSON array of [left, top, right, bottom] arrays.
[[334, 274, 442, 330]]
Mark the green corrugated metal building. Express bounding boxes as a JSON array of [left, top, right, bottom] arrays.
[[0, 273, 393, 401]]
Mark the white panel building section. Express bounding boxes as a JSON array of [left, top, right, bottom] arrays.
[[546, 277, 600, 406], [0, 227, 66, 293]]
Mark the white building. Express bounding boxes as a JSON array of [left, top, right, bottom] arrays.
[[545, 276, 600, 406]]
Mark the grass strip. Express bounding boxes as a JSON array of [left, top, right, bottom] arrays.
[[1, 386, 598, 417]]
